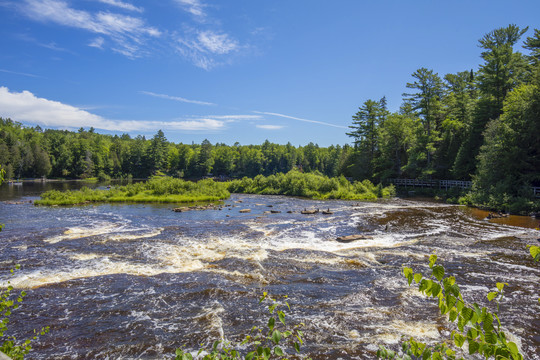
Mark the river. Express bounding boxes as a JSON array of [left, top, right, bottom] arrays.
[[0, 182, 539, 359]]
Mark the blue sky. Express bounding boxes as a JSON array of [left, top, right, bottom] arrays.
[[1, 0, 539, 146]]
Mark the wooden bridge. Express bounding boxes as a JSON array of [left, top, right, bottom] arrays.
[[389, 178, 540, 198], [388, 178, 472, 189]]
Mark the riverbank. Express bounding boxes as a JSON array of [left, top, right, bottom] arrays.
[[394, 186, 540, 216]]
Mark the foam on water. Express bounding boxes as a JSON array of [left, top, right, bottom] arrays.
[[43, 222, 126, 244]]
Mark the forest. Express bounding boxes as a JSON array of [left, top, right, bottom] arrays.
[[1, 25, 539, 212]]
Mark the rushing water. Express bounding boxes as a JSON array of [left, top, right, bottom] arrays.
[[0, 182, 539, 359]]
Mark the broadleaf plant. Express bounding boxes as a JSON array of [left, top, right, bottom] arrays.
[[378, 254, 527, 360]]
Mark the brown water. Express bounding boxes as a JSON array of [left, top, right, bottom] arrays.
[[0, 184, 539, 359]]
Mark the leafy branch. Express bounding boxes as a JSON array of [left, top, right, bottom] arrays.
[[377, 254, 524, 360], [1, 265, 49, 360]]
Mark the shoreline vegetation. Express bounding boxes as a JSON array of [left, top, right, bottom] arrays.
[[33, 170, 396, 206]]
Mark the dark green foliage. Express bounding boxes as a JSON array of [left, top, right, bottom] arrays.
[[227, 170, 395, 200], [348, 25, 540, 212], [0, 119, 353, 181]]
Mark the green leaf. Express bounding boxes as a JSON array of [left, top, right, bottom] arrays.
[[429, 254, 437, 268], [274, 346, 283, 356], [294, 342, 300, 353], [278, 311, 286, 325], [468, 340, 479, 354], [268, 317, 275, 331], [432, 265, 445, 281], [487, 292, 498, 301], [507, 342, 519, 357], [466, 328, 478, 340], [483, 313, 494, 332], [246, 351, 255, 360], [271, 330, 282, 345], [414, 273, 423, 283], [529, 245, 540, 261], [446, 294, 457, 308], [430, 283, 442, 298], [453, 333, 465, 347], [461, 307, 474, 322], [449, 309, 458, 322], [496, 282, 507, 292], [485, 331, 497, 344]]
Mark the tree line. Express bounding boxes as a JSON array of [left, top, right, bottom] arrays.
[[0, 119, 355, 180]]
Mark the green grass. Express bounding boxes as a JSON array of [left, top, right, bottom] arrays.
[[35, 177, 231, 206]]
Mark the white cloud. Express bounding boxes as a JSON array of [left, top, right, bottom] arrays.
[[88, 37, 105, 49], [176, 29, 239, 69], [256, 124, 284, 130], [0, 87, 225, 132], [197, 31, 238, 54], [140, 91, 216, 106], [21, 0, 160, 58], [174, 0, 206, 18], [205, 115, 262, 121], [254, 111, 348, 129], [97, 0, 143, 13]]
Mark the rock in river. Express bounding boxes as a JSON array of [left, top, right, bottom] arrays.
[[336, 234, 373, 243]]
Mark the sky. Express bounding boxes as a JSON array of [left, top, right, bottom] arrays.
[[0, 0, 539, 147]]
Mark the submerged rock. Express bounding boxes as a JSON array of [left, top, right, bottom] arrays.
[[239, 209, 251, 213], [336, 234, 373, 243]]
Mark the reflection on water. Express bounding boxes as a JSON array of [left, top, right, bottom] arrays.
[[0, 184, 539, 359]]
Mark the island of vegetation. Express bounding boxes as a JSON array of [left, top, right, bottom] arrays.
[[34, 170, 395, 206], [1, 25, 539, 213]]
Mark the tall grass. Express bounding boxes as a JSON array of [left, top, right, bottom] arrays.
[[227, 170, 395, 200], [35, 177, 230, 206]]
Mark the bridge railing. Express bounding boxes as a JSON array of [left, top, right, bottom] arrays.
[[388, 178, 471, 189], [389, 179, 540, 197]]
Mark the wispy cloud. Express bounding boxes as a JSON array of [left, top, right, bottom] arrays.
[[254, 111, 348, 129], [20, 0, 160, 58], [0, 87, 226, 132], [88, 37, 105, 49], [256, 124, 284, 130], [140, 90, 216, 106], [176, 29, 239, 69], [174, 0, 206, 18], [0, 68, 44, 79], [97, 0, 143, 13]]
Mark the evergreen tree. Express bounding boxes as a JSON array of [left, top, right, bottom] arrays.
[[402, 68, 444, 176], [454, 25, 529, 179], [346, 99, 385, 179]]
